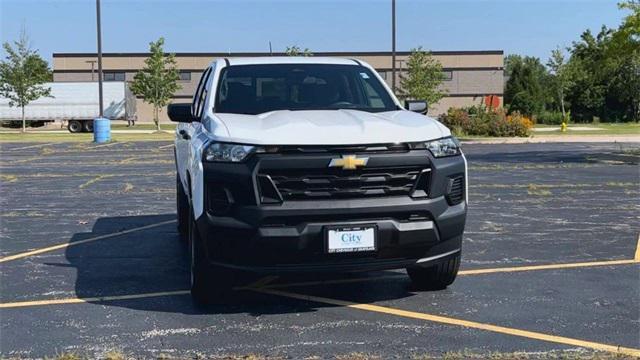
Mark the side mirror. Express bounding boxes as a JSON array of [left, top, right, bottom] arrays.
[[405, 100, 428, 113], [168, 103, 195, 123]]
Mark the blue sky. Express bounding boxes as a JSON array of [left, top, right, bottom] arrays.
[[0, 0, 627, 65]]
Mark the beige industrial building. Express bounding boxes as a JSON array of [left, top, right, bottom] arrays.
[[52, 51, 503, 122]]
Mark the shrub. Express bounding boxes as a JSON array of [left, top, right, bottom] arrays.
[[536, 111, 564, 125], [503, 112, 534, 137], [439, 108, 472, 136], [468, 114, 490, 136], [439, 107, 533, 137]]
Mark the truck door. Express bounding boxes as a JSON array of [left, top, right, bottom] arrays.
[[176, 66, 212, 190]]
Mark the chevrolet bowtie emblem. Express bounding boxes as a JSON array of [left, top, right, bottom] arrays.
[[329, 155, 369, 170]]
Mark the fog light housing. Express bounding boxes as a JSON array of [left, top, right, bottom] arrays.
[[446, 174, 465, 205], [207, 186, 233, 215]]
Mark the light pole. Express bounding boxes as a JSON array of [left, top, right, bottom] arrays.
[[391, 0, 396, 94], [96, 0, 104, 118]]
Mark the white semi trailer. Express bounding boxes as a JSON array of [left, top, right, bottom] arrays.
[[0, 82, 136, 133]]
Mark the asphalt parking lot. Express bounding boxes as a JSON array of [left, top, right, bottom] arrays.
[[0, 140, 638, 358]]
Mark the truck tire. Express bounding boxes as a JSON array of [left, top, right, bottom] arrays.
[[176, 174, 189, 241], [189, 201, 234, 305], [407, 253, 461, 290], [83, 120, 94, 133], [68, 120, 82, 133]]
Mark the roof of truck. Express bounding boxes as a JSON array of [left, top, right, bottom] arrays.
[[223, 56, 362, 66]]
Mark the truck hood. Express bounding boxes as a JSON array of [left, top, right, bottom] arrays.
[[209, 109, 450, 145]]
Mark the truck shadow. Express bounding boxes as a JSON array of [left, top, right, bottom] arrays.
[[63, 214, 418, 315]]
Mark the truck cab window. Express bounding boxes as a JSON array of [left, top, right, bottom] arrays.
[[215, 64, 396, 115]]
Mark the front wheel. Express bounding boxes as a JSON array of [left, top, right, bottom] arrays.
[[188, 201, 235, 305], [407, 253, 461, 290]]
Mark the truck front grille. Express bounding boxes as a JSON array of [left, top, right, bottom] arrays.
[[259, 166, 429, 201]]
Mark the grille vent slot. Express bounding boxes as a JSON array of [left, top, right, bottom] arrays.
[[446, 175, 465, 205]]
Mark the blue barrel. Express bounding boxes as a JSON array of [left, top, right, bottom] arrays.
[[93, 117, 111, 143]]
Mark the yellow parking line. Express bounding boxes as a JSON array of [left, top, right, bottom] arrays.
[[458, 259, 637, 275], [10, 143, 56, 151], [0, 219, 176, 263], [635, 234, 640, 261], [263, 259, 638, 289], [0, 281, 280, 309], [1, 283, 638, 356], [90, 142, 121, 149], [3, 258, 636, 309], [3, 286, 640, 357], [240, 275, 279, 289], [0, 290, 189, 309], [256, 288, 640, 357]]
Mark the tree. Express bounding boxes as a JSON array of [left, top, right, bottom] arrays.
[[609, 1, 640, 120], [398, 47, 446, 106], [562, 0, 640, 122], [285, 46, 313, 56], [612, 1, 640, 55], [504, 54, 523, 78], [0, 30, 51, 132], [504, 2, 639, 121], [504, 55, 548, 117], [130, 37, 181, 131], [547, 48, 571, 120], [564, 27, 635, 121], [608, 53, 640, 121]]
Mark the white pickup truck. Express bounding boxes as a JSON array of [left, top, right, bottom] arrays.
[[169, 57, 467, 303]]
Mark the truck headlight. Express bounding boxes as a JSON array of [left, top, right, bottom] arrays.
[[203, 142, 261, 162], [423, 137, 461, 158]]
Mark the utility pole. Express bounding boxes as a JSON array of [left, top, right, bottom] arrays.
[[96, 0, 104, 117], [391, 0, 396, 94]]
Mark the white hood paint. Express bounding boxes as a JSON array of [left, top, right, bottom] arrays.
[[208, 109, 450, 145]]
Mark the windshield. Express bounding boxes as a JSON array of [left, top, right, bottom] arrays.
[[214, 64, 397, 115]]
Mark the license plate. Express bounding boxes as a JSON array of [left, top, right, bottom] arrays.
[[326, 225, 376, 253]]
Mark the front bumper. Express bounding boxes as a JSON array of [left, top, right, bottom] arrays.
[[195, 149, 467, 273]]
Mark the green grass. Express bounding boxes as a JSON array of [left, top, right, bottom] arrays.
[[533, 123, 640, 136], [0, 132, 173, 142]]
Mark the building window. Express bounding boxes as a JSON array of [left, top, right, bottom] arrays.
[[179, 71, 191, 81], [441, 71, 453, 81], [377, 71, 387, 80], [104, 72, 125, 81]]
